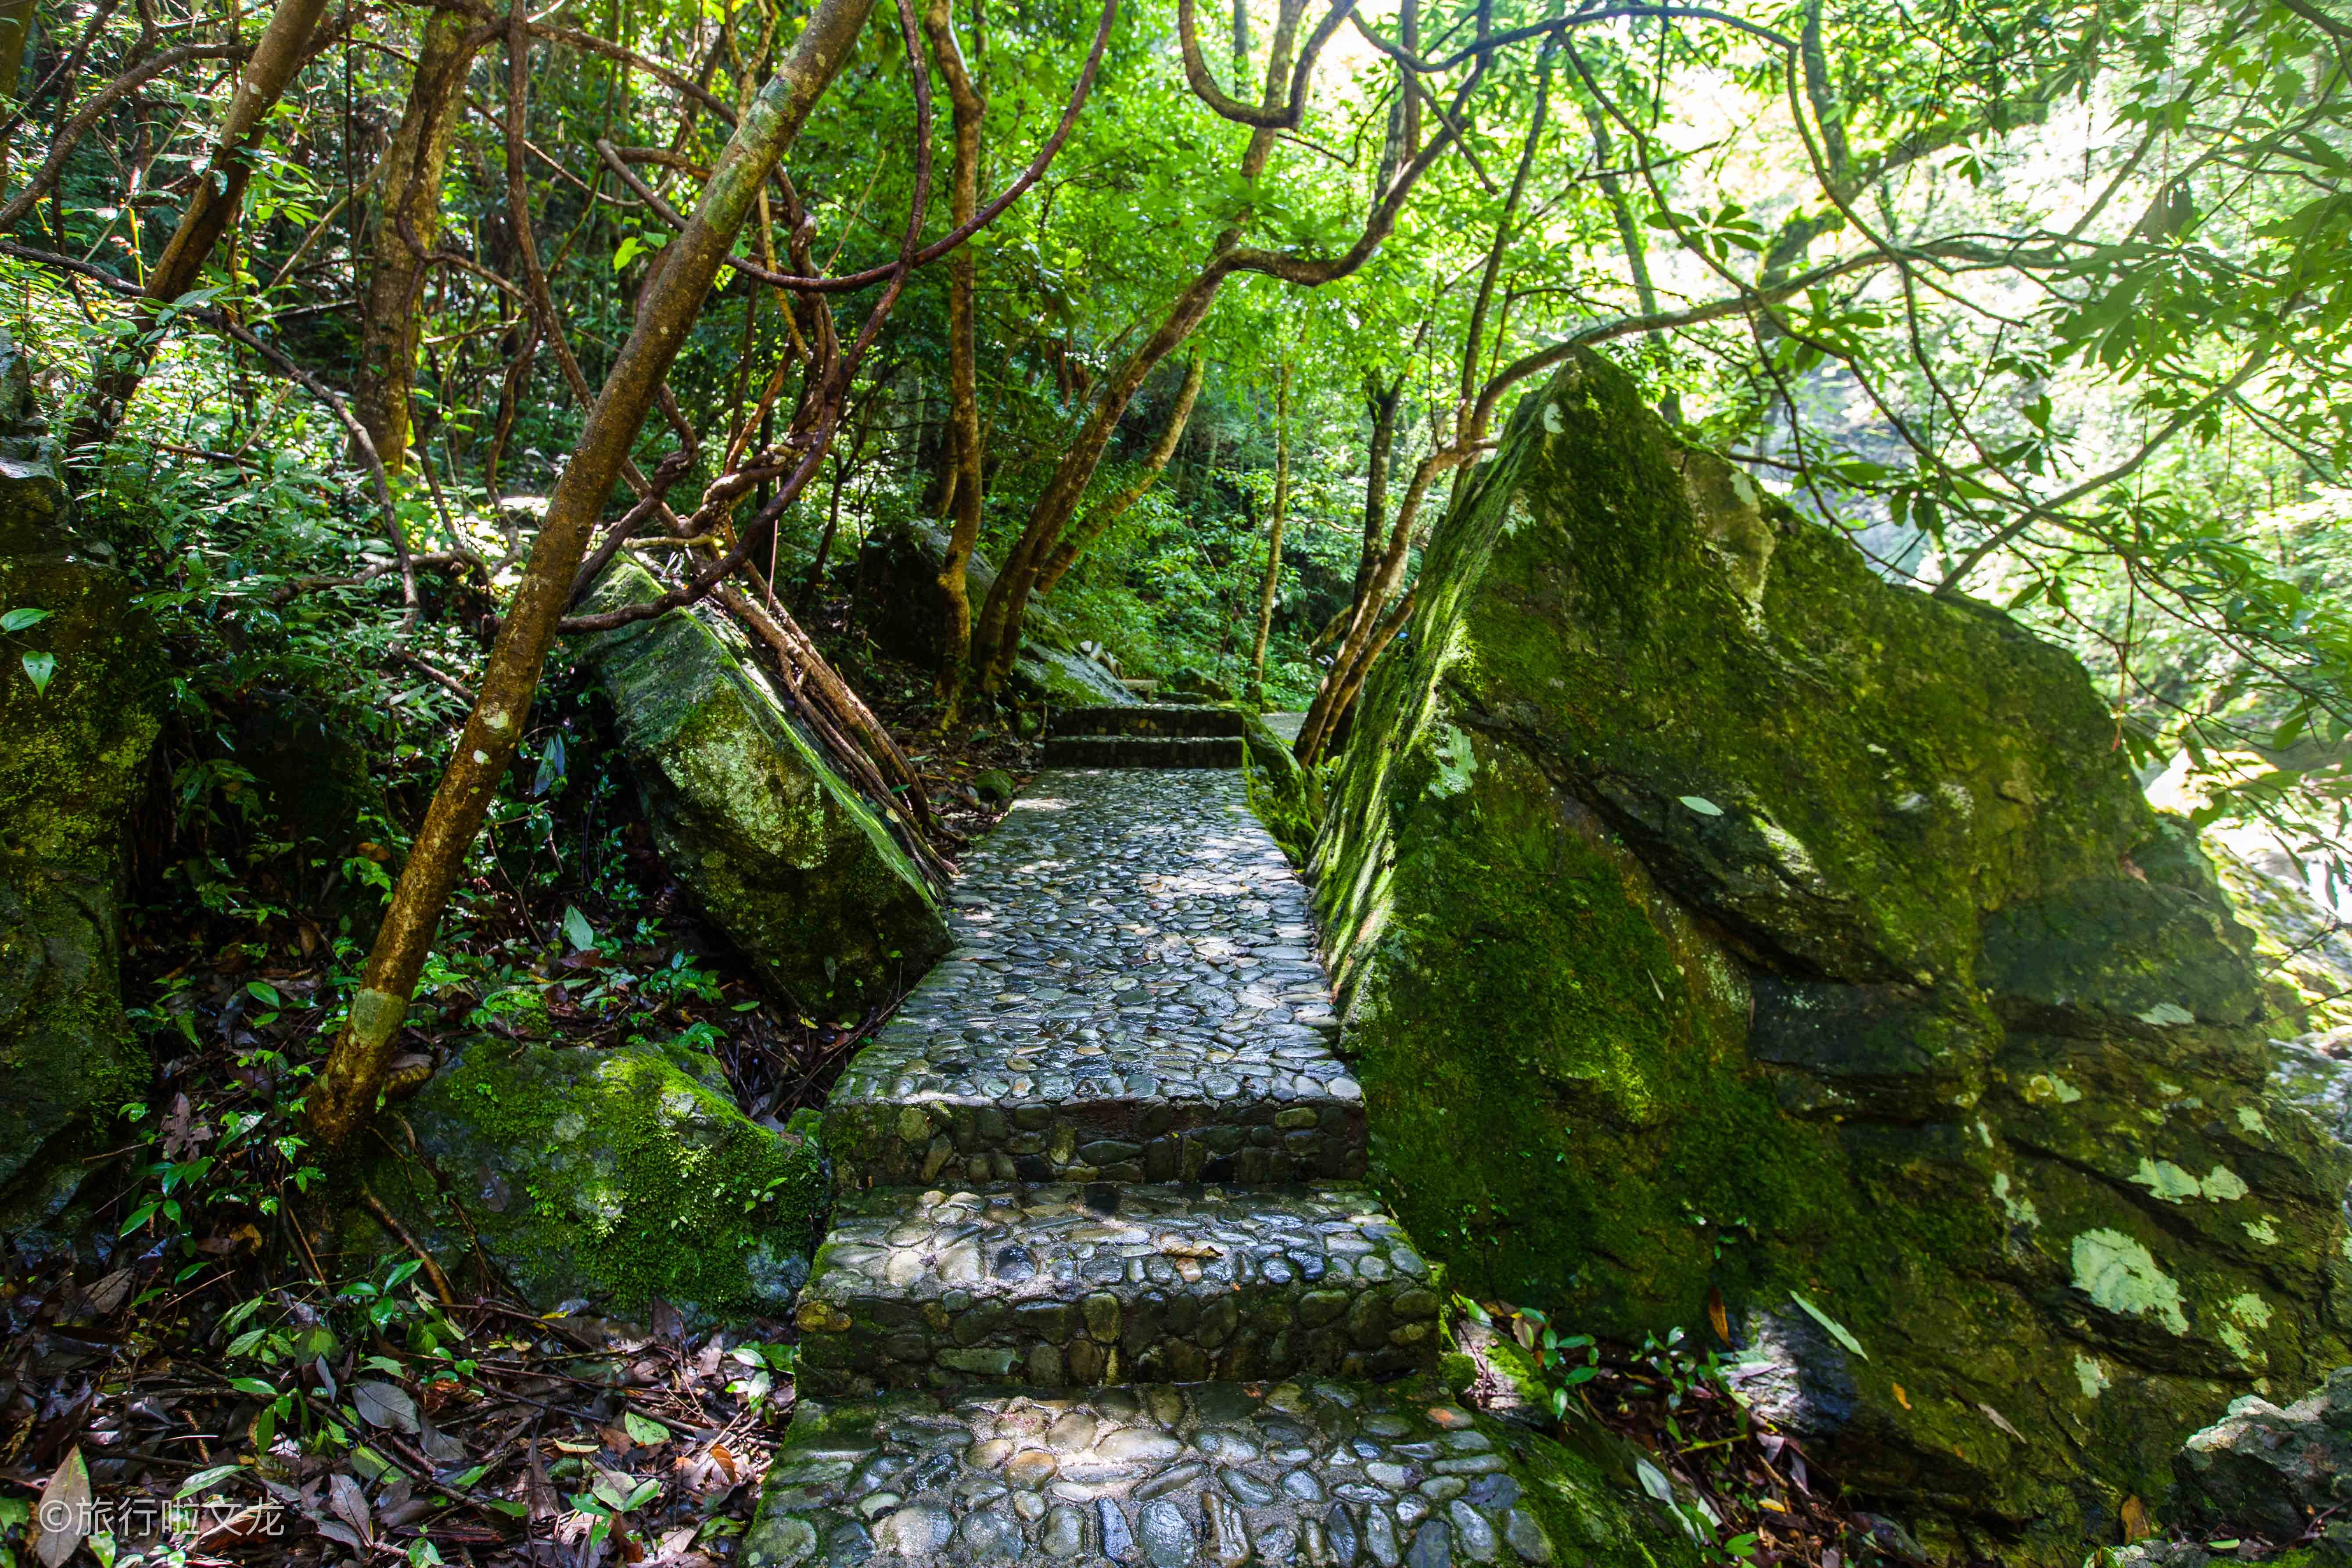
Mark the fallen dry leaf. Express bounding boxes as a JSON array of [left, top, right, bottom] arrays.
[[34, 1446, 90, 1568]]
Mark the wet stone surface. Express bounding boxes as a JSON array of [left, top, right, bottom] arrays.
[[795, 1182, 1440, 1396], [742, 1380, 1555, 1568], [826, 771, 1362, 1191]]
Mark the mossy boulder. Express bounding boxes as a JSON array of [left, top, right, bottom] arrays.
[[367, 1036, 828, 1326], [1313, 348, 2352, 1561], [0, 350, 158, 1232], [1013, 641, 1134, 707], [574, 562, 950, 1012], [1235, 706, 1319, 865]]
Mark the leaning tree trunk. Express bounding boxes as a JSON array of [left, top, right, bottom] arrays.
[[923, 0, 985, 723], [1033, 352, 1207, 595], [352, 9, 481, 474], [1350, 372, 1402, 610], [307, 0, 879, 1152], [964, 0, 1312, 695], [1295, 446, 1460, 765], [72, 0, 333, 451], [0, 0, 35, 99], [965, 269, 1230, 693], [1247, 362, 1289, 698]]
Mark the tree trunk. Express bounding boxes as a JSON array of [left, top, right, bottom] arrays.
[[1318, 585, 1412, 747], [0, 0, 36, 99], [1033, 351, 1206, 595], [1582, 101, 1679, 424], [964, 0, 1311, 695], [1296, 445, 1459, 765], [353, 9, 481, 475], [72, 0, 334, 451], [924, 0, 985, 723], [1460, 50, 1548, 441], [306, 0, 879, 1152], [1247, 361, 1289, 699], [1350, 372, 1402, 606], [966, 266, 1228, 693]]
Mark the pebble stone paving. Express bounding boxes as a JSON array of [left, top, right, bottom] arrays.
[[796, 1182, 1440, 1395], [825, 771, 1365, 1191], [747, 1379, 1555, 1568], [748, 761, 1562, 1566]]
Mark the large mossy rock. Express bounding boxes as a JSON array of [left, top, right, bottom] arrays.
[[1235, 706, 1319, 865], [367, 1037, 827, 1326], [0, 351, 158, 1233], [1314, 349, 2352, 1559], [575, 562, 950, 1012]]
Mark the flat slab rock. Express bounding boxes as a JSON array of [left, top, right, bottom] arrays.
[[743, 1379, 1557, 1568], [827, 771, 1362, 1191], [795, 1181, 1440, 1396]]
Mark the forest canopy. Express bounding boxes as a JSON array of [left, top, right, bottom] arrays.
[[7, 0, 2348, 767]]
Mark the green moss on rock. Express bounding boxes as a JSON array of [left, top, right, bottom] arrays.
[[0, 355, 158, 1228], [573, 562, 951, 1011], [366, 1037, 827, 1325], [1014, 642, 1135, 707], [1235, 705, 1320, 865], [1314, 348, 2352, 1561]]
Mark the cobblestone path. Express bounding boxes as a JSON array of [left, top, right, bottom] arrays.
[[743, 767, 1564, 1568]]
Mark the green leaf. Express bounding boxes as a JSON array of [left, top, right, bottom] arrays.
[[1788, 1291, 1869, 1360], [176, 1464, 247, 1497], [21, 650, 55, 694], [623, 1411, 671, 1446], [230, 1377, 280, 1399], [532, 733, 567, 798], [1678, 795, 1724, 817], [0, 606, 50, 633], [563, 906, 596, 953], [245, 980, 283, 1008]]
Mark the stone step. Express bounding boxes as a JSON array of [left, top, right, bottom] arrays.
[[824, 1038, 1364, 1192], [743, 1378, 1556, 1568], [1041, 735, 1245, 768], [793, 1182, 1440, 1398], [822, 768, 1350, 1188], [1052, 704, 1248, 739]]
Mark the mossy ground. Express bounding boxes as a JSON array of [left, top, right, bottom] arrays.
[[1235, 704, 1319, 865]]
